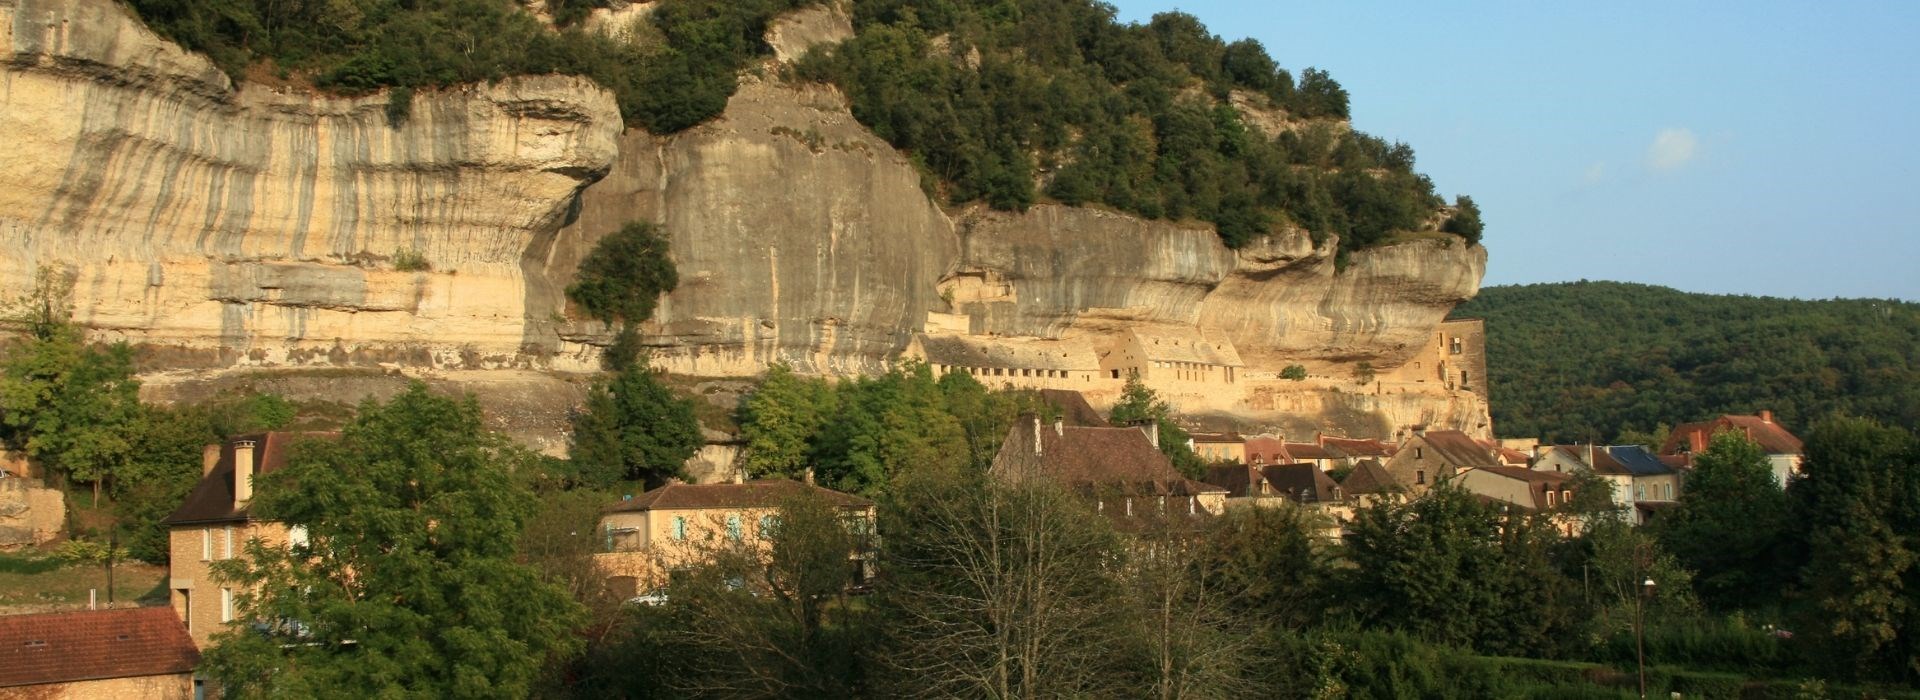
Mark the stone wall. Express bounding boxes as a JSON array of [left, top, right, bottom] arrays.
[[0, 477, 65, 548]]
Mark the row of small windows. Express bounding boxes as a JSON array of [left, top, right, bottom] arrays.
[[1096, 495, 1199, 516], [665, 513, 870, 542], [935, 364, 1090, 381]]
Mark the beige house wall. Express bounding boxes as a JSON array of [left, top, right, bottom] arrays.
[[0, 672, 194, 700], [1193, 441, 1246, 464], [598, 505, 877, 590], [168, 521, 290, 647]]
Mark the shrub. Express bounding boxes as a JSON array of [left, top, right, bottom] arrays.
[[392, 248, 430, 272], [567, 221, 678, 327], [1280, 364, 1308, 381], [385, 87, 413, 126], [55, 538, 128, 565]]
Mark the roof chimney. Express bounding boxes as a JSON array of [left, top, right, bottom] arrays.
[[1688, 430, 1706, 454], [1140, 419, 1159, 449], [202, 444, 222, 477], [1033, 415, 1044, 456], [1054, 416, 1064, 436], [233, 439, 256, 507], [1759, 409, 1773, 423], [1412, 424, 1428, 437], [732, 467, 745, 485], [804, 467, 815, 486]]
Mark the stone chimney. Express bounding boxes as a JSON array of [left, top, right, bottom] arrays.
[[233, 439, 256, 507], [732, 467, 745, 485], [1053, 416, 1064, 436], [1411, 424, 1428, 437], [1759, 409, 1773, 423], [1688, 430, 1706, 454], [201, 444, 222, 477], [803, 468, 815, 487], [1032, 415, 1044, 456]]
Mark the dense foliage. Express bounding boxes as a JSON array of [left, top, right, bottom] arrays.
[[126, 0, 809, 133], [567, 364, 704, 488], [735, 363, 1041, 495], [1456, 281, 1920, 443], [567, 221, 681, 329], [799, 2, 1463, 253], [202, 384, 584, 698], [1107, 371, 1206, 477]]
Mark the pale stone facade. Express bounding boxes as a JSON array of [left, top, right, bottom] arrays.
[[0, 671, 195, 700]]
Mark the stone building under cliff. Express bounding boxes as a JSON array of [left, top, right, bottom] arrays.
[[905, 327, 1246, 395], [1381, 318, 1488, 396]]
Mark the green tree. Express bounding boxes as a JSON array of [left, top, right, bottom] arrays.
[[737, 363, 836, 479], [1343, 486, 1581, 654], [0, 268, 141, 505], [569, 365, 703, 488], [1654, 431, 1793, 611], [1107, 372, 1205, 478], [1279, 364, 1308, 381], [567, 221, 679, 328], [1441, 194, 1484, 245], [808, 363, 967, 495], [1793, 417, 1919, 681], [1198, 505, 1331, 628], [200, 384, 583, 698], [112, 406, 218, 563]]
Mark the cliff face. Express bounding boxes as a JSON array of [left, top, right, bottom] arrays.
[[3, 0, 1490, 439], [0, 0, 622, 368]]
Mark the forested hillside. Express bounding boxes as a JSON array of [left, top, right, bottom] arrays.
[[125, 0, 1478, 255], [1456, 281, 1920, 443]]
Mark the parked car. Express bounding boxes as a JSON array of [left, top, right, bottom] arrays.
[[625, 589, 669, 607]]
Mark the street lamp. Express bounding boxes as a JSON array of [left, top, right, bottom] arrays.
[[1636, 572, 1657, 699]]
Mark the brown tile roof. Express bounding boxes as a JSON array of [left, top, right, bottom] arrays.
[[607, 479, 873, 513], [1283, 442, 1336, 460], [1039, 389, 1106, 427], [1320, 436, 1391, 457], [1411, 430, 1502, 468], [163, 432, 337, 526], [1472, 466, 1573, 484], [1662, 414, 1804, 456], [0, 607, 199, 688], [913, 334, 1099, 371], [1129, 328, 1245, 367], [1340, 459, 1400, 494], [993, 418, 1226, 497], [1262, 463, 1342, 503], [1203, 465, 1262, 497], [1243, 437, 1287, 465]]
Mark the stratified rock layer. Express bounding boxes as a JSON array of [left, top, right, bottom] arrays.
[[0, 0, 622, 368]]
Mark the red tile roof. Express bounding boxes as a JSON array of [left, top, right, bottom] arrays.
[[0, 607, 199, 688], [1189, 432, 1244, 444], [608, 479, 872, 512], [164, 432, 337, 526], [1282, 442, 1335, 460], [1410, 430, 1502, 468], [1662, 414, 1804, 456]]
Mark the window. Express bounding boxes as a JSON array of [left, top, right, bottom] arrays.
[[1663, 483, 1673, 500], [1562, 489, 1572, 503], [1110, 369, 1121, 379], [220, 588, 234, 623], [759, 515, 777, 538], [1546, 490, 1557, 507], [1416, 470, 1426, 485], [672, 516, 687, 541], [1415, 447, 1424, 459], [727, 514, 743, 541], [223, 525, 233, 559], [201, 528, 212, 561], [1635, 485, 1646, 501], [289, 525, 309, 549]]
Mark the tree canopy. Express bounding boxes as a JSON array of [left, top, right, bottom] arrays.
[[1456, 281, 1920, 443], [200, 384, 583, 698]]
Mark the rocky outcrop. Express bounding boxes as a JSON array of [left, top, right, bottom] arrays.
[[0, 0, 622, 369], [3, 0, 1490, 438]]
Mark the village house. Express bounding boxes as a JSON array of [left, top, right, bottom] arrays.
[[991, 416, 1228, 521], [1281, 441, 1342, 471], [0, 607, 200, 699], [1453, 466, 1583, 534], [1661, 411, 1804, 488], [1189, 432, 1246, 464], [1534, 444, 1681, 525], [161, 432, 329, 647], [1382, 429, 1502, 493], [1038, 388, 1108, 427], [1337, 459, 1402, 507], [594, 476, 876, 595], [905, 333, 1106, 388], [1377, 318, 1490, 396], [1204, 463, 1342, 505]]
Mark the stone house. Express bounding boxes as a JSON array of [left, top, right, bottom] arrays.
[[1095, 328, 1245, 386], [1188, 432, 1246, 464], [1534, 444, 1680, 525], [991, 416, 1228, 521], [1383, 429, 1501, 493], [1380, 317, 1489, 396], [0, 607, 200, 699], [594, 477, 876, 595], [1338, 459, 1401, 507], [1661, 411, 1804, 488], [162, 432, 330, 646], [906, 333, 1106, 388]]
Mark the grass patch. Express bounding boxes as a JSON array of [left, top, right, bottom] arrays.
[[0, 552, 168, 613]]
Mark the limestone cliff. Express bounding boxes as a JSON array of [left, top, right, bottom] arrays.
[[0, 0, 622, 369], [2, 0, 1491, 440]]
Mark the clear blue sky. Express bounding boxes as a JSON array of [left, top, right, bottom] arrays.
[[1109, 1, 1920, 300]]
